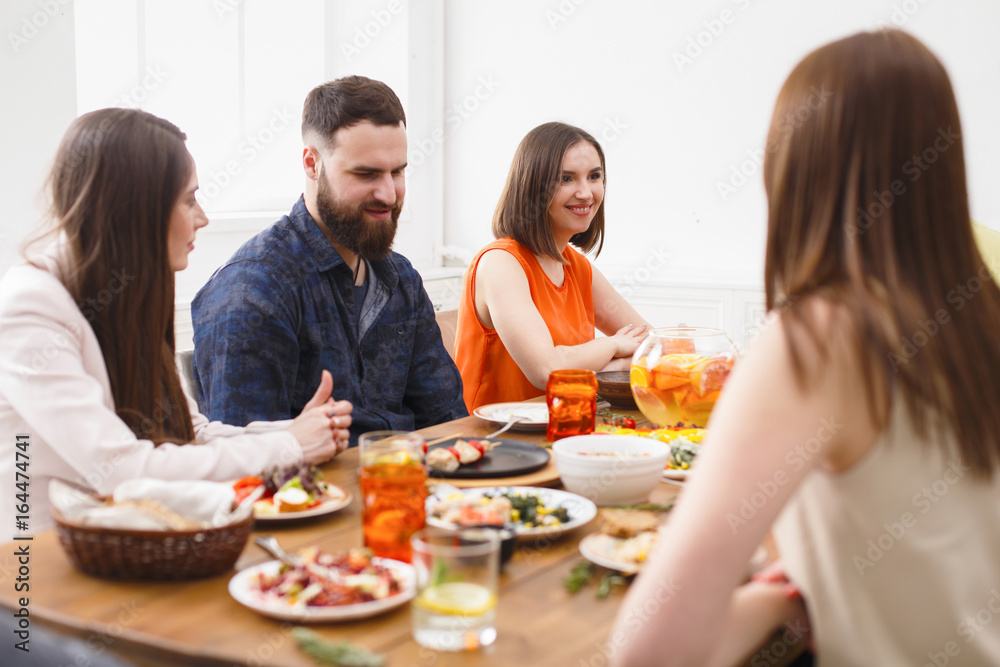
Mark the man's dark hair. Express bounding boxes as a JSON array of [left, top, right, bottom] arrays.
[[301, 75, 406, 151]]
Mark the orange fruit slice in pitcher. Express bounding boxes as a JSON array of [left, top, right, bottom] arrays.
[[630, 366, 653, 387], [689, 357, 733, 397], [653, 371, 689, 390], [656, 353, 700, 375], [633, 384, 668, 413], [682, 389, 720, 407]]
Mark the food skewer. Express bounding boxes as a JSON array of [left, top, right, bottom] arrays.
[[426, 439, 501, 472]]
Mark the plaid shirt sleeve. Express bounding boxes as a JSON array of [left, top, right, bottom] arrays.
[[191, 260, 301, 427], [398, 269, 468, 428]]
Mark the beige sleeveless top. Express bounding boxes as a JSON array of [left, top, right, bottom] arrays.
[[773, 402, 1000, 666]]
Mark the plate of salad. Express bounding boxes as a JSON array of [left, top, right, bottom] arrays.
[[425, 486, 597, 540], [232, 464, 351, 522], [229, 545, 415, 622]]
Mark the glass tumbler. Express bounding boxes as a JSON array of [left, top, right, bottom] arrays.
[[359, 430, 427, 563], [546, 369, 598, 441], [411, 529, 500, 651]]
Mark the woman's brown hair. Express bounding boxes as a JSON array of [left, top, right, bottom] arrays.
[[764, 30, 1000, 476], [492, 122, 606, 263], [48, 108, 196, 445]]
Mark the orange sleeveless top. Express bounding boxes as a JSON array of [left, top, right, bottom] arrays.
[[454, 238, 595, 412]]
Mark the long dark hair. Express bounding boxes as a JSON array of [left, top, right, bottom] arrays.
[[47, 108, 195, 444], [492, 122, 606, 263], [764, 30, 1000, 476]]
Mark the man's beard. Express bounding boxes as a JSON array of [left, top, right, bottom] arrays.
[[316, 170, 400, 262]]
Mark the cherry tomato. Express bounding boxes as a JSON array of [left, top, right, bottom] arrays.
[[233, 476, 263, 490], [233, 478, 263, 503], [622, 417, 636, 429]]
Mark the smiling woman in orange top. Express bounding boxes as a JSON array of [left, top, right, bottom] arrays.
[[454, 122, 650, 411]]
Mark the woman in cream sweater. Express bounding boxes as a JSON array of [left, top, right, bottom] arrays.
[[0, 109, 353, 532]]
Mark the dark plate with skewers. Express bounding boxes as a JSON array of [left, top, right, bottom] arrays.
[[426, 438, 550, 479]]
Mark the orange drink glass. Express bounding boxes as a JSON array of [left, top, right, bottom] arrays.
[[630, 327, 738, 428], [546, 369, 598, 441], [359, 431, 428, 563]]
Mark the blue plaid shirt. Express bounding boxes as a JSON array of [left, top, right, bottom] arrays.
[[191, 197, 467, 444]]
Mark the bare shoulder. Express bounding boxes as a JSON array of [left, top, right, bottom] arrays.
[[771, 295, 858, 374], [476, 247, 523, 274], [744, 295, 873, 427], [475, 248, 530, 290], [472, 248, 534, 331], [764, 295, 884, 469]]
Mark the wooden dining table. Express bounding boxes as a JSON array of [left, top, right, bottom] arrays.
[[0, 405, 801, 667]]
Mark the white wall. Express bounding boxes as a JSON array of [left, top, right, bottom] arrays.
[[441, 0, 1000, 290], [2, 0, 998, 312], [0, 0, 77, 272]]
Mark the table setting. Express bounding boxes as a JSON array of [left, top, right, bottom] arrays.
[[0, 327, 808, 666]]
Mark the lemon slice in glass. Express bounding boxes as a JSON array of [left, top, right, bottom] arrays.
[[372, 450, 414, 466], [416, 582, 496, 616]]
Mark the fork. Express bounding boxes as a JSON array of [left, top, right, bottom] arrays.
[[484, 415, 528, 439], [254, 535, 346, 587], [254, 535, 301, 568], [425, 415, 527, 447]]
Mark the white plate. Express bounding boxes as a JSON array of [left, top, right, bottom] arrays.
[[253, 485, 352, 522], [228, 558, 415, 623], [661, 468, 689, 482], [473, 402, 549, 432], [426, 486, 597, 539], [578, 533, 645, 574], [579, 533, 769, 575]]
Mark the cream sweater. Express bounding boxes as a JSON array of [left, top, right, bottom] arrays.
[[0, 247, 302, 533], [774, 402, 1000, 665]]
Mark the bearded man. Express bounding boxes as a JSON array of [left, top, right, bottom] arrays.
[[192, 76, 467, 443]]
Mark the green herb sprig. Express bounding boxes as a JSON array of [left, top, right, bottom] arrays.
[[564, 561, 594, 593], [293, 628, 385, 667], [596, 572, 628, 599], [606, 502, 675, 512], [565, 561, 632, 599]]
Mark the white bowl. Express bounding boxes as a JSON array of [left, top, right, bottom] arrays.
[[552, 435, 670, 506]]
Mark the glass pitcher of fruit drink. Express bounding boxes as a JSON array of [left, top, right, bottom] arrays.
[[630, 327, 738, 428]]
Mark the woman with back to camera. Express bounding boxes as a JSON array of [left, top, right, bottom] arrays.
[[454, 122, 650, 411], [610, 31, 1000, 666], [0, 108, 353, 533]]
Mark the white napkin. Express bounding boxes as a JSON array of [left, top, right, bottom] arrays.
[[74, 504, 181, 531], [49, 479, 103, 523], [113, 479, 236, 526], [50, 478, 239, 530]]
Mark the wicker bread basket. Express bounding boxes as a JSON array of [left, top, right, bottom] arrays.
[[53, 510, 253, 580]]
